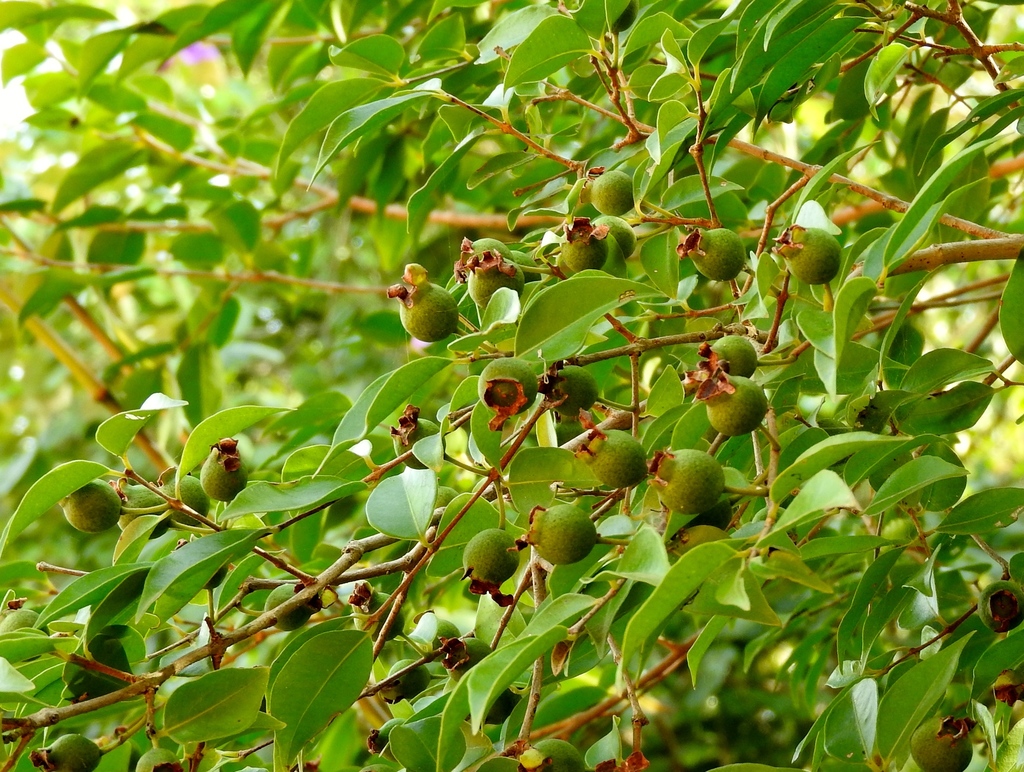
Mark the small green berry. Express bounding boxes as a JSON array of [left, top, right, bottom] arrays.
[[678, 228, 746, 281], [265, 583, 320, 631], [547, 365, 599, 417], [774, 225, 842, 285], [0, 608, 38, 633], [463, 529, 520, 587], [979, 580, 1024, 633], [200, 438, 248, 502], [592, 214, 636, 258], [529, 505, 597, 565], [655, 450, 725, 515], [910, 717, 974, 772], [589, 170, 634, 216], [703, 376, 768, 437], [388, 264, 460, 342], [578, 429, 648, 489], [62, 481, 121, 533], [32, 734, 102, 772], [711, 336, 758, 378], [560, 217, 609, 274], [135, 747, 184, 772]]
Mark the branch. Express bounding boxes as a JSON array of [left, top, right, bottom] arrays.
[[890, 236, 1024, 274]]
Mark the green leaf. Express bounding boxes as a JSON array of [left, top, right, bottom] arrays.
[[901, 381, 994, 434], [769, 470, 859, 534], [506, 447, 593, 516], [595, 525, 669, 585], [477, 6, 559, 64], [864, 43, 908, 109], [822, 678, 877, 764], [901, 349, 993, 393], [365, 467, 436, 542], [621, 541, 737, 673], [270, 631, 372, 767], [937, 487, 1024, 534], [0, 460, 110, 558], [52, 142, 144, 213], [1001, 258, 1024, 363], [95, 394, 187, 457], [875, 634, 972, 764], [330, 35, 405, 77], [832, 277, 876, 374], [515, 274, 658, 362], [179, 405, 287, 480], [211, 200, 261, 253], [504, 15, 592, 88], [164, 667, 268, 743], [771, 432, 907, 503], [222, 478, 363, 521], [137, 529, 268, 622], [38, 564, 149, 628], [0, 657, 34, 693], [78, 28, 130, 90], [332, 357, 451, 446], [863, 455, 967, 516]]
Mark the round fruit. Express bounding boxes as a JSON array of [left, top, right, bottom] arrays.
[[388, 264, 460, 342], [463, 529, 519, 587], [486, 689, 520, 724], [118, 484, 168, 533], [655, 450, 725, 515], [560, 219, 610, 274], [668, 525, 729, 556], [368, 591, 406, 641], [468, 262, 525, 308], [36, 734, 102, 772], [435, 487, 459, 510], [62, 481, 121, 533], [592, 215, 637, 258], [688, 497, 733, 530], [979, 580, 1024, 633], [200, 438, 248, 502], [392, 416, 440, 470], [529, 739, 586, 772], [910, 717, 973, 772], [579, 429, 648, 488], [135, 748, 183, 772], [529, 505, 597, 565], [380, 660, 432, 703], [265, 583, 319, 631], [611, 0, 639, 32], [774, 225, 842, 285], [704, 376, 768, 437], [549, 366, 599, 416], [431, 617, 461, 646], [711, 336, 758, 378], [554, 417, 584, 446], [0, 608, 38, 633], [469, 237, 513, 262], [678, 228, 746, 281], [448, 637, 491, 679], [478, 358, 538, 422], [369, 717, 404, 754], [590, 170, 634, 216], [511, 250, 541, 283], [162, 475, 211, 526]]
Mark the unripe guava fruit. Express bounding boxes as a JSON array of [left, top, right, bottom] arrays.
[[979, 580, 1024, 633], [678, 228, 746, 282], [592, 215, 636, 258], [388, 264, 460, 342], [655, 450, 725, 515], [910, 717, 974, 772], [463, 528, 519, 586], [200, 438, 247, 502], [590, 170, 634, 216], [774, 225, 842, 285], [578, 429, 648, 488], [704, 376, 768, 437], [529, 504, 597, 565], [711, 336, 758, 378], [63, 481, 121, 533]]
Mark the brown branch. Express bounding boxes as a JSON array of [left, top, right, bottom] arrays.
[[890, 236, 1024, 274]]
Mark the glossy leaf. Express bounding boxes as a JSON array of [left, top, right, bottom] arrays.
[[164, 667, 268, 743]]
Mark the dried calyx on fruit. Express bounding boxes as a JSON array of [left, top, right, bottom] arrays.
[[540, 364, 599, 418], [559, 217, 610, 274], [677, 228, 746, 282], [388, 263, 460, 342], [135, 748, 184, 772], [478, 357, 538, 431], [391, 405, 440, 470], [379, 659, 432, 703], [773, 225, 842, 285], [698, 374, 769, 437], [994, 667, 1024, 705], [910, 716, 975, 772], [62, 480, 121, 533], [349, 583, 407, 640], [519, 739, 586, 772], [592, 214, 636, 259], [653, 449, 725, 515], [711, 336, 759, 378], [200, 438, 247, 502], [30, 734, 102, 772], [525, 504, 597, 565], [455, 237, 525, 309], [576, 427, 648, 489], [979, 579, 1024, 632], [442, 636, 491, 678], [588, 169, 634, 216], [463, 528, 520, 605]]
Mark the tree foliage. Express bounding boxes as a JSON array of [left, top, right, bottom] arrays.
[[3, 1, 1024, 771]]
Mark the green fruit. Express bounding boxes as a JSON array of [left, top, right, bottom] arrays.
[[468, 262, 525, 308], [979, 580, 1024, 633], [0, 608, 38, 633], [549, 365, 599, 416], [590, 170, 634, 216], [679, 228, 746, 281], [380, 659, 432, 703], [435, 486, 459, 509], [36, 734, 102, 772], [478, 358, 538, 425], [389, 264, 460, 342], [469, 237, 513, 262], [200, 438, 248, 502], [369, 717, 404, 754], [118, 484, 169, 535], [910, 717, 974, 772], [560, 219, 609, 274], [655, 450, 725, 515], [530, 739, 586, 772], [62, 481, 121, 533], [265, 583, 319, 631], [485, 689, 520, 724], [463, 528, 520, 587], [368, 591, 406, 641], [711, 336, 758, 378], [688, 497, 733, 530], [431, 617, 462, 646], [579, 429, 648, 488], [774, 225, 842, 285], [554, 417, 584, 446], [447, 637, 491, 679], [529, 505, 597, 565], [511, 250, 541, 283], [668, 525, 729, 556], [162, 476, 211, 526], [611, 0, 639, 32], [392, 416, 440, 470], [135, 748, 183, 772], [704, 376, 768, 437], [592, 215, 636, 258]]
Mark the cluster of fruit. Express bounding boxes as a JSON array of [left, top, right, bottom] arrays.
[[24, 733, 181, 772], [60, 439, 248, 535]]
